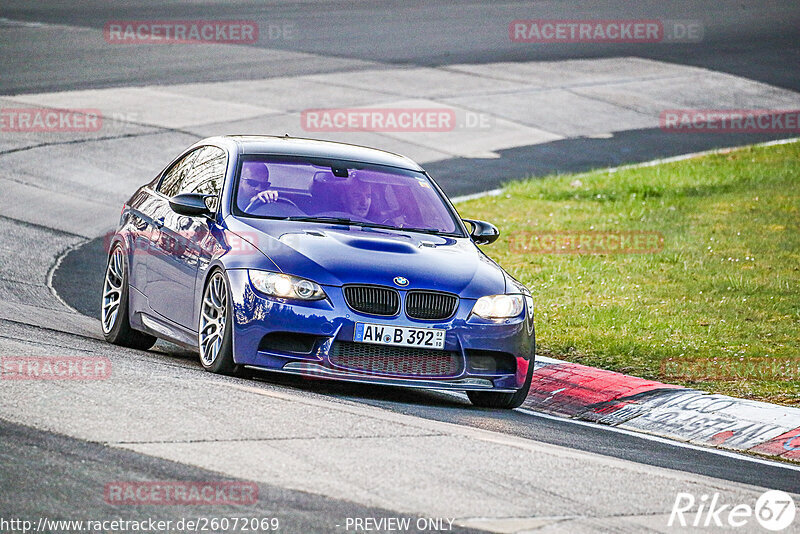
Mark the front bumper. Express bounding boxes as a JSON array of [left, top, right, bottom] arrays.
[[227, 269, 535, 391], [250, 362, 509, 391]]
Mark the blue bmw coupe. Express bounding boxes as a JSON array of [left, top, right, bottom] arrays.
[[102, 136, 535, 408]]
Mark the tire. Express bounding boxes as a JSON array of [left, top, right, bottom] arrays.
[[101, 244, 157, 351], [198, 269, 240, 375], [467, 353, 535, 409]]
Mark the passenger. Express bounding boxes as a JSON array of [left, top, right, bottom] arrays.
[[344, 180, 372, 218], [343, 178, 405, 226]]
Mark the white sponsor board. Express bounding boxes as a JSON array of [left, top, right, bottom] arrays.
[[619, 391, 800, 451]]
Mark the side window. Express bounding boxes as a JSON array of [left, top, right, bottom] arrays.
[[179, 146, 227, 196], [157, 149, 200, 197]]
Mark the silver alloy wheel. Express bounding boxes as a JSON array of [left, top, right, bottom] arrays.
[[199, 271, 227, 366], [101, 246, 125, 334]]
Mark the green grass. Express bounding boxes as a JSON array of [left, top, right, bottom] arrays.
[[456, 141, 800, 405]]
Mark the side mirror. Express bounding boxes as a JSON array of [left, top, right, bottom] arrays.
[[463, 218, 500, 245], [169, 193, 214, 218]]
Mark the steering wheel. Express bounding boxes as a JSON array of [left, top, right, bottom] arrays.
[[246, 196, 300, 213], [273, 197, 299, 209]]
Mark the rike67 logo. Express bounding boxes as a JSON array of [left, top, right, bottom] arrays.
[[669, 490, 796, 531]]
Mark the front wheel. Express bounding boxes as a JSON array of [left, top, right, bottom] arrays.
[[198, 269, 240, 375], [101, 245, 157, 350], [467, 355, 535, 409]]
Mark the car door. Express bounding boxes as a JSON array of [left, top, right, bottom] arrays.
[[142, 147, 201, 326], [127, 186, 163, 292], [145, 146, 227, 329]]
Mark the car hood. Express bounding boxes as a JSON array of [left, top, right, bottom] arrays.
[[226, 217, 506, 298]]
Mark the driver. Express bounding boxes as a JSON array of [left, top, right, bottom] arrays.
[[240, 162, 278, 211]]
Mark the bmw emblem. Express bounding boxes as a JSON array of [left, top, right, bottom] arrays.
[[393, 276, 409, 287]]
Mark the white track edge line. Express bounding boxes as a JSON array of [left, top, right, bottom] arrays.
[[515, 407, 800, 473], [45, 239, 87, 314]]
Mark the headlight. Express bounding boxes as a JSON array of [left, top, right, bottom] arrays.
[[249, 270, 326, 301], [471, 294, 525, 319]]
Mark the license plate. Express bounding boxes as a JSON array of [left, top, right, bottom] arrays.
[[354, 323, 445, 350]]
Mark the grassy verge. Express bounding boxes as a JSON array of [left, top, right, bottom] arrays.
[[457, 141, 800, 406]]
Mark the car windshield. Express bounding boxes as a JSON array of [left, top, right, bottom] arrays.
[[233, 156, 463, 236]]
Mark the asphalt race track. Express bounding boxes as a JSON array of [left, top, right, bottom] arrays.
[[2, 2, 800, 532]]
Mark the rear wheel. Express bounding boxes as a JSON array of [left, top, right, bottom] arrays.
[[467, 354, 535, 409], [198, 269, 239, 375], [101, 245, 157, 350]]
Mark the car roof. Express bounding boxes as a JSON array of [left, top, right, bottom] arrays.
[[203, 135, 425, 172]]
